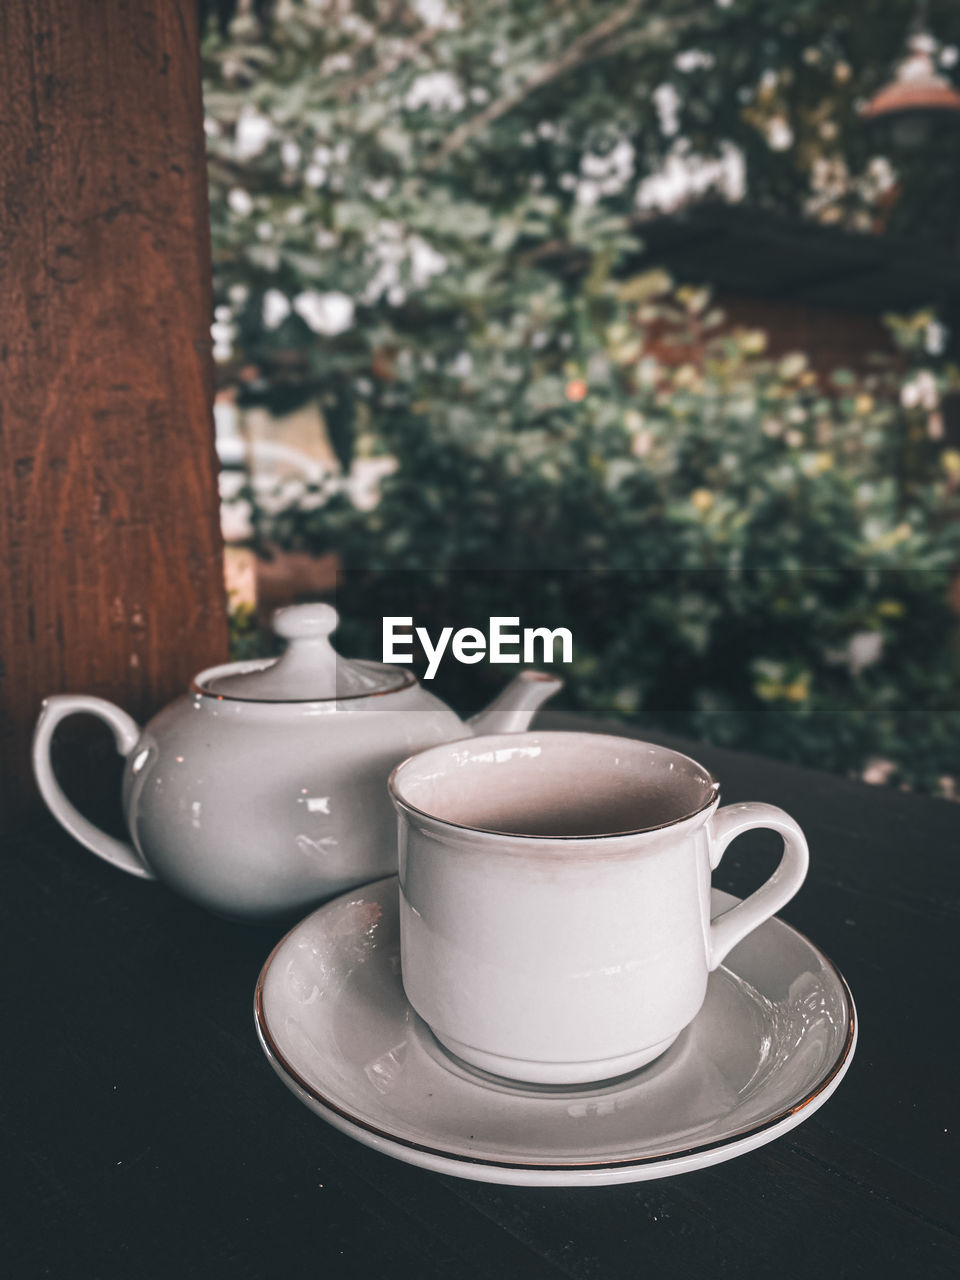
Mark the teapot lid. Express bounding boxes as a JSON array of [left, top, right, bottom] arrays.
[[197, 604, 414, 702]]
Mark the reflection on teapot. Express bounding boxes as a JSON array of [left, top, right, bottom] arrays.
[[32, 604, 560, 921]]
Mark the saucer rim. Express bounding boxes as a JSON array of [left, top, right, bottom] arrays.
[[254, 876, 857, 1179]]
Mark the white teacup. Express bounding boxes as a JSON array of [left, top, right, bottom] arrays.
[[389, 731, 809, 1086]]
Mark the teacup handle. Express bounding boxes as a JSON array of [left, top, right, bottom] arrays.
[[706, 801, 809, 969], [32, 695, 155, 880]]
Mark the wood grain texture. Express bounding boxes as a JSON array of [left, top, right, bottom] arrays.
[[0, 0, 229, 820]]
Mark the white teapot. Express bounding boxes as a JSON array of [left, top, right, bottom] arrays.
[[32, 604, 560, 921]]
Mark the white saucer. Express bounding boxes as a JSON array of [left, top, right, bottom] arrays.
[[254, 876, 856, 1187]]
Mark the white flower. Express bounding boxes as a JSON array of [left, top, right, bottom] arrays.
[[901, 370, 938, 411], [925, 322, 947, 356], [409, 235, 448, 285], [583, 152, 611, 179], [653, 83, 680, 137], [348, 456, 399, 511], [362, 262, 400, 305], [405, 71, 466, 112], [863, 758, 896, 786], [262, 290, 291, 330], [340, 13, 374, 39], [220, 495, 253, 543], [211, 320, 234, 363], [234, 107, 273, 160], [675, 49, 715, 73], [322, 53, 353, 74], [635, 139, 745, 213], [848, 631, 884, 675], [227, 188, 253, 216], [412, 0, 460, 30], [281, 141, 301, 169], [767, 117, 794, 151], [866, 156, 896, 194], [581, 141, 635, 196], [293, 290, 355, 336]]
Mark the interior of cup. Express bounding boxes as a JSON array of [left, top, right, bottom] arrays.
[[391, 732, 720, 838]]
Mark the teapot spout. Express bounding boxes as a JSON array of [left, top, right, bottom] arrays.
[[468, 671, 563, 736]]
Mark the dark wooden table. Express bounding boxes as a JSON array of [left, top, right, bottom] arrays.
[[4, 712, 958, 1279]]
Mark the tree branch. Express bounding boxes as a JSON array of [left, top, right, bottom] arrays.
[[424, 2, 708, 170], [336, 22, 439, 103]]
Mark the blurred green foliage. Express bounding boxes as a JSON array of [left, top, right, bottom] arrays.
[[204, 1, 960, 423], [248, 278, 960, 792], [206, 2, 960, 790]]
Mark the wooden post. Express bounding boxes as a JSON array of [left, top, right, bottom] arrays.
[[0, 1, 229, 822]]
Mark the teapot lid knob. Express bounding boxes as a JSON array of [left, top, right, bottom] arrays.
[[193, 600, 412, 702], [272, 602, 339, 641]]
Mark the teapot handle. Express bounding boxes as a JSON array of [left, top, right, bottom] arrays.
[[32, 695, 155, 880]]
